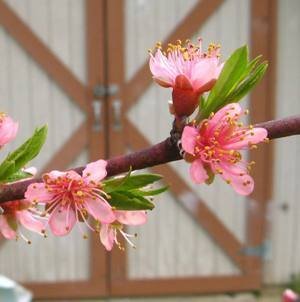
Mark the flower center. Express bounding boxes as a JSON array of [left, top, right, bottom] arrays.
[[149, 39, 221, 61]]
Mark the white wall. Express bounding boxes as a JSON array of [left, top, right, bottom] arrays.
[[263, 0, 300, 285]]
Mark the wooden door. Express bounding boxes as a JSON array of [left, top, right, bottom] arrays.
[[0, 0, 276, 298], [108, 0, 276, 296], [0, 0, 108, 298]]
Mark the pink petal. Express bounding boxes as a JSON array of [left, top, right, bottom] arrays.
[[190, 159, 208, 183], [191, 58, 220, 91], [153, 76, 173, 88], [115, 211, 147, 226], [216, 162, 254, 196], [44, 170, 81, 181], [16, 210, 44, 234], [182, 126, 198, 154], [25, 183, 53, 203], [149, 50, 177, 86], [100, 224, 115, 251], [209, 103, 242, 127], [283, 289, 299, 302], [224, 128, 268, 150], [83, 160, 107, 183], [0, 116, 18, 146], [45, 170, 68, 179], [0, 216, 16, 239], [49, 206, 76, 236], [84, 197, 115, 224]]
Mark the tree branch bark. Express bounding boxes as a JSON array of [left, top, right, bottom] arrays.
[[0, 115, 299, 204]]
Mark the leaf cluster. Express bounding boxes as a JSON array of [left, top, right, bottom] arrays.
[[200, 45, 268, 119], [0, 126, 47, 183], [102, 170, 167, 211]]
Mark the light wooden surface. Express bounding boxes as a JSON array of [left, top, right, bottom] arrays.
[[263, 0, 300, 285], [0, 0, 89, 282], [0, 0, 299, 287], [127, 0, 250, 279]]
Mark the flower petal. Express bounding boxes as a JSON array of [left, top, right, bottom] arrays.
[[224, 128, 268, 150], [83, 160, 107, 183], [283, 289, 299, 302], [100, 224, 115, 251], [149, 50, 177, 86], [49, 205, 76, 236], [16, 210, 44, 234], [25, 183, 53, 203], [0, 116, 18, 146], [190, 159, 208, 183], [0, 215, 16, 239], [182, 126, 198, 154], [216, 162, 254, 196], [153, 76, 173, 88], [115, 211, 147, 226], [191, 58, 220, 91], [84, 197, 115, 223]]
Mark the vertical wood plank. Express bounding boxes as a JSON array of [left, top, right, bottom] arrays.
[[265, 0, 300, 284], [248, 0, 277, 281], [86, 0, 108, 294]]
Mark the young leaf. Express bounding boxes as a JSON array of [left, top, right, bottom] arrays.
[[102, 168, 132, 192], [4, 170, 33, 183], [0, 125, 47, 182], [0, 160, 15, 181], [225, 62, 268, 103], [131, 186, 169, 196], [202, 45, 248, 117], [103, 173, 162, 193], [109, 191, 155, 210]]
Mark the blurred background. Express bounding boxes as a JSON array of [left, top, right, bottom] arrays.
[[0, 0, 299, 301]]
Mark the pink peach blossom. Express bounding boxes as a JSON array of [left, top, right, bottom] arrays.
[[100, 210, 147, 251], [149, 39, 223, 116], [25, 160, 115, 236], [283, 289, 299, 302], [181, 103, 268, 195], [0, 113, 18, 147], [0, 200, 45, 243]]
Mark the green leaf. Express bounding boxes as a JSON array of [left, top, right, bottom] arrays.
[[131, 186, 169, 196], [0, 125, 47, 182], [201, 46, 249, 117], [102, 168, 132, 192], [246, 55, 263, 74], [4, 170, 33, 183], [225, 62, 268, 103], [109, 191, 155, 210], [103, 173, 162, 193], [0, 160, 15, 181]]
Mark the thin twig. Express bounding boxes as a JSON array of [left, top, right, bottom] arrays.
[[0, 115, 299, 204]]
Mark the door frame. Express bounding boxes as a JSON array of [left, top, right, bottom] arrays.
[[0, 0, 108, 298], [108, 0, 277, 296]]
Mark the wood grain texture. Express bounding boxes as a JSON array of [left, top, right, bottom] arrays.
[[126, 0, 251, 280], [264, 0, 300, 284], [0, 0, 89, 287]]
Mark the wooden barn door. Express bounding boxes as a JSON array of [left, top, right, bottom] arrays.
[[0, 0, 109, 298], [108, 0, 276, 296], [0, 0, 276, 298]]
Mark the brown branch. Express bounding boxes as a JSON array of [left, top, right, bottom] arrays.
[[255, 115, 300, 139], [0, 115, 299, 205]]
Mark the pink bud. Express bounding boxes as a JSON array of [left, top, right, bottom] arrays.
[[283, 289, 299, 302]]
